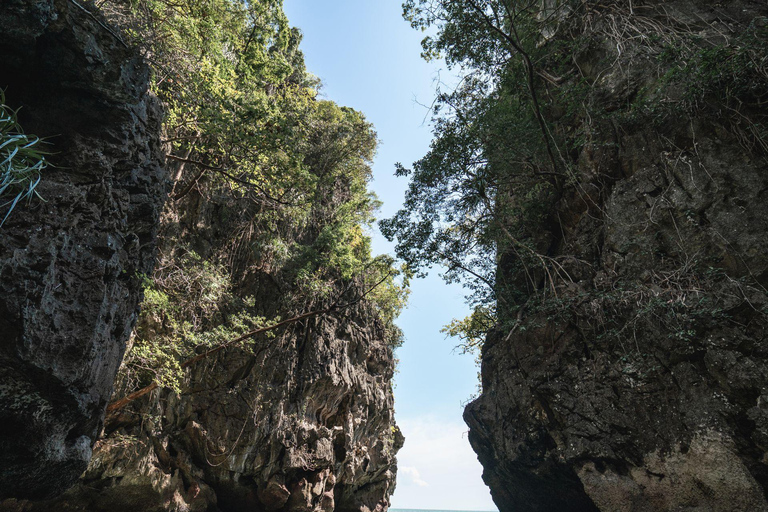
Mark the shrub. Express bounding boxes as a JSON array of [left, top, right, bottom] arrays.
[[0, 90, 47, 226]]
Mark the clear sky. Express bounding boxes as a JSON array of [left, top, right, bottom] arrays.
[[281, 1, 497, 510]]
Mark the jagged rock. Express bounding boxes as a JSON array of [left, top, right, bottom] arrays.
[[258, 476, 291, 511], [0, 1, 399, 510], [0, 0, 166, 500], [465, 1, 768, 511], [7, 309, 402, 512]]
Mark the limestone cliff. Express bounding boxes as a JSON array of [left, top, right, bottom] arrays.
[[464, 1, 768, 511], [17, 305, 402, 512], [0, 1, 402, 510], [0, 0, 166, 500], [3, 188, 402, 511]]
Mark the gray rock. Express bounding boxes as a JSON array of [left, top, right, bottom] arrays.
[[7, 309, 402, 512], [465, 1, 768, 510], [0, 0, 167, 500]]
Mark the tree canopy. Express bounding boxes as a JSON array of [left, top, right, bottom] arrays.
[[381, 0, 565, 332], [96, 0, 408, 395], [384, 0, 768, 354]]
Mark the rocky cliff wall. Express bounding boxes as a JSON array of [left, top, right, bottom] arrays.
[[0, 0, 167, 500], [4, 304, 401, 512], [464, 1, 768, 511], [0, 3, 402, 507]]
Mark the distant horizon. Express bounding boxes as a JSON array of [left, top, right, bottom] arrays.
[[390, 508, 498, 512]]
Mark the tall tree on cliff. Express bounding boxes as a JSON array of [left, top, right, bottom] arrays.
[[381, 0, 572, 344]]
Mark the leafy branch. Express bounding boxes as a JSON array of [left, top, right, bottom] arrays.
[[464, 0, 562, 187], [0, 91, 47, 226]]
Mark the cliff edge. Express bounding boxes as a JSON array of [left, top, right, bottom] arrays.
[[0, 1, 402, 509]]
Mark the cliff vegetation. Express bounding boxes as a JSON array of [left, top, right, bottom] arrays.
[[98, 0, 408, 394], [0, 0, 405, 510], [384, 0, 768, 511]]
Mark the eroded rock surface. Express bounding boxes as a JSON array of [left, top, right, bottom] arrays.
[[0, 0, 166, 499], [465, 1, 768, 511], [0, 2, 401, 509], [7, 308, 401, 512]]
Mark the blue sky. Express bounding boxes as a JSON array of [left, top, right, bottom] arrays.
[[281, 1, 497, 510]]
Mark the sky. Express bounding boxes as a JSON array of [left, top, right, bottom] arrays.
[[281, 1, 497, 510]]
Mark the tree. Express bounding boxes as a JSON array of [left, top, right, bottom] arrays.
[[382, 1, 567, 321], [95, 0, 409, 404], [387, 0, 768, 352]]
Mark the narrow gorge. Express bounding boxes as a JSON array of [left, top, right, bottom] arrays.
[[2, 1, 768, 512]]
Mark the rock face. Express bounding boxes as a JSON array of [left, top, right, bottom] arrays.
[[0, 0, 166, 500], [1, 136, 401, 512], [0, 2, 401, 510], [465, 1, 768, 511], [7, 306, 401, 512]]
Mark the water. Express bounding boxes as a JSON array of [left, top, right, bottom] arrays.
[[391, 509, 497, 512]]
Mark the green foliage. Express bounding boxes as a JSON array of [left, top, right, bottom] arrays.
[[0, 90, 47, 226], [102, 0, 408, 393], [110, 0, 317, 203], [364, 257, 412, 348], [382, 1, 561, 317], [662, 19, 768, 151], [441, 304, 495, 357], [387, 2, 768, 361], [109, 0, 392, 294], [286, 101, 382, 295], [402, 0, 540, 71], [601, 17, 767, 144], [675, 18, 767, 108], [125, 249, 271, 391]]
